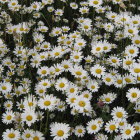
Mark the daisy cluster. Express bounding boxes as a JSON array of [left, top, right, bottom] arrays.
[[0, 0, 140, 140]]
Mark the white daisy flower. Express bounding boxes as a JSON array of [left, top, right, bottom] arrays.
[[21, 109, 37, 127], [111, 107, 128, 121], [120, 124, 136, 140], [74, 125, 86, 137], [50, 122, 70, 140], [2, 129, 20, 140], [90, 64, 106, 78], [86, 119, 101, 134]]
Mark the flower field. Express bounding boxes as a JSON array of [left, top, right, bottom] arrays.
[[0, 0, 140, 139]]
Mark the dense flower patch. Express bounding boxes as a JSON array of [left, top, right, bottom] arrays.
[[0, 0, 140, 140]]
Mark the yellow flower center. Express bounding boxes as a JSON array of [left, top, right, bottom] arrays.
[[105, 98, 111, 102], [28, 102, 33, 106], [128, 29, 133, 34], [91, 125, 97, 130], [84, 94, 89, 98], [57, 130, 64, 137], [109, 125, 116, 130], [116, 112, 123, 118], [76, 71, 82, 75], [96, 47, 101, 51], [39, 89, 44, 93], [135, 40, 140, 44], [44, 101, 51, 106], [12, 2, 16, 6], [125, 78, 131, 83], [59, 83, 65, 88], [6, 115, 12, 120], [64, 65, 69, 69], [84, 25, 89, 29], [74, 55, 79, 59], [117, 79, 122, 84], [26, 115, 33, 121], [43, 83, 48, 86], [78, 129, 83, 133], [78, 101, 86, 107], [106, 77, 111, 82], [26, 134, 31, 138], [70, 98, 76, 103], [41, 70, 47, 74], [70, 88, 75, 93], [2, 86, 7, 90], [112, 59, 117, 63], [8, 133, 15, 138], [125, 60, 132, 65], [33, 5, 37, 8], [131, 92, 137, 98], [95, 69, 102, 74], [135, 126, 140, 131], [55, 52, 60, 56], [91, 85, 95, 89], [93, 0, 99, 4], [133, 21, 138, 24], [33, 136, 39, 140], [134, 68, 140, 73], [129, 49, 134, 54], [125, 129, 131, 135]]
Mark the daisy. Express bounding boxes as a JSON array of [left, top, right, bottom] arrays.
[[99, 92, 117, 104], [81, 90, 92, 100], [2, 111, 15, 124], [55, 9, 64, 16], [66, 93, 78, 108], [22, 129, 34, 140], [87, 80, 99, 92], [86, 120, 101, 134], [37, 66, 50, 77], [35, 85, 46, 96], [105, 120, 119, 133], [70, 2, 78, 9], [73, 96, 91, 113], [111, 107, 128, 121], [120, 124, 136, 140], [21, 109, 37, 127], [50, 122, 70, 140], [126, 88, 140, 103], [90, 64, 106, 78], [0, 82, 12, 94], [125, 45, 139, 57], [38, 95, 56, 111], [79, 7, 89, 14], [74, 125, 86, 137], [70, 51, 83, 63], [2, 129, 20, 140], [133, 122, 140, 134], [102, 73, 114, 86], [108, 55, 121, 68], [4, 100, 13, 110], [124, 25, 138, 37], [66, 83, 78, 95], [123, 56, 135, 70], [32, 131, 45, 140], [38, 79, 51, 89], [55, 78, 68, 91], [89, 0, 103, 7], [132, 35, 140, 46], [129, 63, 140, 77], [114, 74, 123, 88], [70, 65, 87, 78]]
